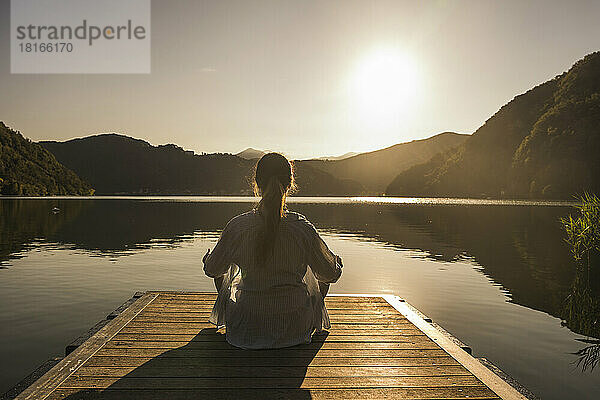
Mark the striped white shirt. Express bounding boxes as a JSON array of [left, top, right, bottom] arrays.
[[203, 210, 343, 349]]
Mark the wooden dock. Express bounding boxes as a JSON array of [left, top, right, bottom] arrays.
[[16, 291, 526, 399]]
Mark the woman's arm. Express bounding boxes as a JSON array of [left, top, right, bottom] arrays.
[[204, 249, 225, 291], [203, 219, 237, 280], [318, 255, 343, 296], [305, 222, 343, 284]]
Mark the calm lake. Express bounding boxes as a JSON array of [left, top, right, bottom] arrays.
[[1, 197, 599, 399]]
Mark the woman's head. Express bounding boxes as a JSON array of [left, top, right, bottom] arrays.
[[253, 153, 295, 264], [253, 152, 293, 195]]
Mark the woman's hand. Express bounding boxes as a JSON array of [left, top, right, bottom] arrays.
[[318, 255, 342, 297], [318, 281, 330, 298], [203, 248, 211, 264]]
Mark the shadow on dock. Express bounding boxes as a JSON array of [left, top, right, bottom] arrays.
[[61, 328, 328, 399]]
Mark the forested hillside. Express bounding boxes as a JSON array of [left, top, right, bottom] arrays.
[[387, 52, 600, 199], [301, 132, 468, 193], [0, 122, 92, 196]]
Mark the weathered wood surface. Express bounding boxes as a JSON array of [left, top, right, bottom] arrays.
[[16, 291, 527, 400]]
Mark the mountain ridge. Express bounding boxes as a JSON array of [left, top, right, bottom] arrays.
[[236, 148, 266, 160], [40, 134, 364, 196], [387, 51, 600, 199], [309, 151, 360, 161], [39, 130, 470, 196], [301, 132, 469, 193]]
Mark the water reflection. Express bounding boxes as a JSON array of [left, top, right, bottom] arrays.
[[0, 199, 87, 263], [1, 199, 247, 261], [1, 199, 576, 320], [294, 203, 576, 317]]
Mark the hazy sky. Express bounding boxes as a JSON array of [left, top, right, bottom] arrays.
[[1, 0, 599, 159]]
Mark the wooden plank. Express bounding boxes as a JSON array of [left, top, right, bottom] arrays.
[[145, 302, 393, 309], [151, 296, 387, 301], [153, 296, 387, 303], [93, 347, 452, 358], [84, 355, 462, 368], [122, 322, 420, 331], [132, 315, 411, 323], [155, 293, 215, 296], [101, 339, 440, 350], [153, 293, 215, 296], [112, 333, 426, 342], [125, 320, 417, 328], [60, 375, 485, 389], [118, 329, 424, 337], [149, 301, 392, 308], [72, 365, 472, 378], [15, 292, 159, 400], [138, 309, 402, 315], [144, 303, 396, 310], [47, 386, 500, 400], [383, 295, 527, 400], [136, 308, 407, 316]]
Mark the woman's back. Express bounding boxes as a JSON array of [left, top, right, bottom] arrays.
[[203, 210, 342, 349]]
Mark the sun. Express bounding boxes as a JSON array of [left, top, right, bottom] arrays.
[[350, 49, 420, 129]]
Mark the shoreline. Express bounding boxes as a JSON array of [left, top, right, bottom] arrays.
[[0, 195, 578, 207]]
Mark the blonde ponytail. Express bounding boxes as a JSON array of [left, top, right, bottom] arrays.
[[253, 153, 294, 266]]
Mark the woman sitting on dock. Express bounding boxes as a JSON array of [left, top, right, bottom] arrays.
[[203, 152, 343, 349]]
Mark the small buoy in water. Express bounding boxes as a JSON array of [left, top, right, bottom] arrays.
[[52, 207, 60, 214]]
